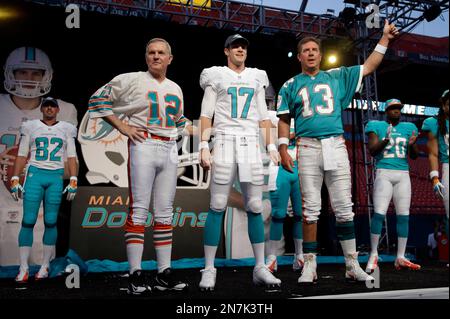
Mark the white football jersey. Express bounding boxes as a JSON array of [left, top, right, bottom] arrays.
[[88, 71, 185, 138], [0, 94, 77, 152], [18, 120, 77, 170], [0, 94, 78, 204], [200, 66, 269, 136]]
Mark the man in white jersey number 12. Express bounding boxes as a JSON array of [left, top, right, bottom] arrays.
[[88, 38, 188, 295]]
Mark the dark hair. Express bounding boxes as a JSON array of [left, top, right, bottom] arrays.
[[297, 37, 322, 53], [438, 93, 449, 137]]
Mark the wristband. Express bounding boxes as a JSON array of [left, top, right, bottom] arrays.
[[278, 138, 289, 146], [199, 141, 209, 150], [11, 176, 19, 181], [267, 144, 277, 152], [70, 176, 78, 181], [375, 44, 387, 55], [429, 170, 439, 180]]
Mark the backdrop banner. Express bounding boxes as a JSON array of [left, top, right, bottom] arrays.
[[69, 187, 224, 261]]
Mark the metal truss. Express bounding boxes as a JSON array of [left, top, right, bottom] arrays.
[[348, 0, 450, 47], [28, 0, 348, 39]]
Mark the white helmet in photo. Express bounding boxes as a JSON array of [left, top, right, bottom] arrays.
[[4, 47, 53, 98], [78, 112, 129, 187]]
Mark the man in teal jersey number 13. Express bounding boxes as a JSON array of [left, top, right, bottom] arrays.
[[276, 20, 399, 284]]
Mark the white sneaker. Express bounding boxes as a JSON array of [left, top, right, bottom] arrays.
[[293, 254, 305, 272], [345, 252, 375, 282], [35, 265, 49, 280], [265, 254, 277, 272], [253, 265, 281, 288], [199, 267, 217, 291], [15, 267, 29, 283], [365, 254, 379, 274], [298, 253, 317, 284]]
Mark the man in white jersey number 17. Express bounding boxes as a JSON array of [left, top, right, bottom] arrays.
[[11, 97, 78, 283], [88, 38, 188, 295], [198, 34, 281, 291]]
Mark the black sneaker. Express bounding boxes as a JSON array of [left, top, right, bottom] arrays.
[[127, 270, 152, 295], [154, 268, 188, 292]]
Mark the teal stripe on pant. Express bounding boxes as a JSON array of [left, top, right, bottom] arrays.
[[204, 209, 224, 246], [247, 212, 264, 244], [371, 213, 385, 235], [396, 215, 409, 238], [303, 241, 318, 254], [336, 221, 355, 241]]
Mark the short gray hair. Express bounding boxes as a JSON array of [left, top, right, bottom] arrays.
[[146, 38, 172, 55]]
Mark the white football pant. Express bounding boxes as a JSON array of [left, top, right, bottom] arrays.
[[297, 135, 354, 223], [126, 138, 178, 232], [373, 169, 411, 216]]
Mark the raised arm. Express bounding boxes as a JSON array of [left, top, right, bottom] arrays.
[[363, 19, 399, 77]]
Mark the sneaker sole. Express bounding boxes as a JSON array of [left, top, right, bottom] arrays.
[[395, 266, 421, 271], [254, 281, 282, 292], [154, 285, 189, 292], [253, 281, 281, 287], [345, 275, 375, 283], [126, 289, 151, 295], [199, 286, 215, 292], [297, 279, 317, 286]]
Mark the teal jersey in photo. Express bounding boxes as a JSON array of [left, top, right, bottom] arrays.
[[366, 120, 418, 170], [422, 117, 449, 164], [277, 65, 363, 139]]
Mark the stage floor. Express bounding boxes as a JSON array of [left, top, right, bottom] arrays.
[[1, 261, 448, 300]]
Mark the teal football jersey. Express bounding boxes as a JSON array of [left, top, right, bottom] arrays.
[[277, 66, 363, 139], [366, 121, 418, 170], [422, 117, 449, 164]]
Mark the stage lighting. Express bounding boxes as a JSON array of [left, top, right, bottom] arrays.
[[423, 4, 442, 22], [328, 55, 337, 65], [0, 7, 19, 19], [288, 52, 293, 58]]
